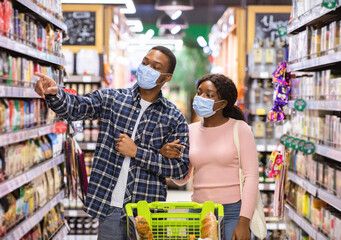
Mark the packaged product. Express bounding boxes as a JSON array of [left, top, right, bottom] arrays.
[[45, 171, 54, 200], [201, 211, 218, 240], [34, 138, 44, 163], [135, 216, 154, 240], [13, 100, 21, 131], [53, 166, 62, 196], [0, 201, 6, 236], [13, 187, 24, 220], [0, 100, 5, 134], [328, 21, 340, 54]]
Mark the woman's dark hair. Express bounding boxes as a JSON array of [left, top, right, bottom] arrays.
[[196, 74, 245, 121], [150, 46, 177, 74]]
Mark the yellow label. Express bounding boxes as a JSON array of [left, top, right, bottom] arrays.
[[256, 108, 266, 115], [253, 48, 263, 64], [265, 49, 275, 63]]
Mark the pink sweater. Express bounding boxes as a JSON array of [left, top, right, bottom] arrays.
[[174, 119, 259, 219]]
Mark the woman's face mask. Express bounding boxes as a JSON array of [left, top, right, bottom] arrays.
[[193, 96, 224, 118], [136, 64, 169, 89]]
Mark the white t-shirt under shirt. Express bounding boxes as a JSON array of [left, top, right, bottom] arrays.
[[110, 98, 152, 207]]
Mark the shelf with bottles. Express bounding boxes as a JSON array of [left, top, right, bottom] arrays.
[[288, 149, 341, 212], [250, 115, 285, 144], [286, 179, 341, 240], [289, 1, 341, 34], [0, 48, 64, 87], [73, 119, 99, 145], [288, 19, 341, 72], [291, 110, 341, 156], [289, 69, 341, 107], [248, 37, 288, 76], [0, 85, 40, 98], [65, 216, 98, 236], [2, 192, 65, 240], [14, 0, 66, 31], [285, 204, 328, 240], [64, 75, 102, 83], [0, 0, 65, 63]]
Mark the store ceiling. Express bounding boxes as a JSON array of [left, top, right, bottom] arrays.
[[132, 0, 292, 25]]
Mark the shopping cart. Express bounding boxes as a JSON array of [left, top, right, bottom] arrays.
[[126, 201, 225, 240]]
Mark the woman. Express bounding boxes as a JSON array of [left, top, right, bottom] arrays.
[[160, 74, 259, 240]]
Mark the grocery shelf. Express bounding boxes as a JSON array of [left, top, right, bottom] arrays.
[[266, 222, 286, 230], [15, 0, 67, 31], [286, 204, 318, 239], [0, 35, 65, 66], [315, 144, 341, 163], [255, 139, 278, 152], [259, 183, 276, 191], [289, 171, 341, 212], [288, 4, 341, 34], [288, 171, 317, 196], [65, 75, 102, 83], [0, 85, 40, 98], [249, 72, 273, 79], [52, 224, 69, 240], [3, 190, 65, 240], [78, 142, 97, 150], [0, 154, 64, 198], [288, 100, 341, 111], [0, 124, 55, 147], [318, 188, 341, 212], [64, 209, 90, 217], [288, 51, 341, 72]]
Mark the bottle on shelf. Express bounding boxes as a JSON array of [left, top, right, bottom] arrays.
[[250, 38, 264, 73], [264, 38, 276, 73], [252, 115, 266, 139]]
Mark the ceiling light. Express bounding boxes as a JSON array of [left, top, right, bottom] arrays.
[[165, 10, 182, 20], [155, 0, 194, 11], [171, 25, 181, 35], [197, 36, 207, 47], [126, 19, 143, 32], [157, 13, 188, 29]]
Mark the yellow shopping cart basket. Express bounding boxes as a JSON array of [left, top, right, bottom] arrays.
[[126, 201, 225, 240]]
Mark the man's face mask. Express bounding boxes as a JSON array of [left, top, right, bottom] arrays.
[[136, 64, 169, 89]]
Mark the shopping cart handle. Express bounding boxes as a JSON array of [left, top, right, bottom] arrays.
[[148, 201, 202, 210]]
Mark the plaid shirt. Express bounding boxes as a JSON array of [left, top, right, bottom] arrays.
[[45, 84, 190, 220]]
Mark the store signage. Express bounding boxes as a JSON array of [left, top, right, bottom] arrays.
[[303, 141, 316, 155], [294, 99, 306, 111], [298, 140, 306, 152], [55, 122, 67, 134], [292, 138, 300, 150], [280, 134, 288, 145], [323, 0, 337, 9], [285, 137, 294, 148], [278, 26, 287, 36]]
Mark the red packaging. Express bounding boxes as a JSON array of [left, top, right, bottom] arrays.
[[3, 0, 12, 35], [0, 3, 4, 32]]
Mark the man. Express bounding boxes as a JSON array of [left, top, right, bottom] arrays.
[[34, 46, 189, 240]]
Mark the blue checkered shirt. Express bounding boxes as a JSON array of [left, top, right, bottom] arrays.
[[45, 84, 190, 220]]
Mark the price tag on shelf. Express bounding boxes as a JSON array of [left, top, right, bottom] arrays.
[[67, 210, 78, 217], [87, 143, 96, 150], [260, 72, 270, 79], [257, 145, 266, 152], [82, 76, 92, 82]]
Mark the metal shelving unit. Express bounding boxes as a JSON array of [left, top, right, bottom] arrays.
[[288, 100, 341, 111], [15, 0, 67, 31], [288, 4, 341, 34], [0, 35, 65, 66], [0, 124, 55, 147], [3, 190, 65, 240], [0, 154, 65, 198], [288, 51, 341, 72], [0, 85, 41, 98], [51, 223, 69, 240], [286, 204, 328, 240]]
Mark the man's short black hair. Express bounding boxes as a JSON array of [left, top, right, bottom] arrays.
[[150, 46, 176, 74]]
